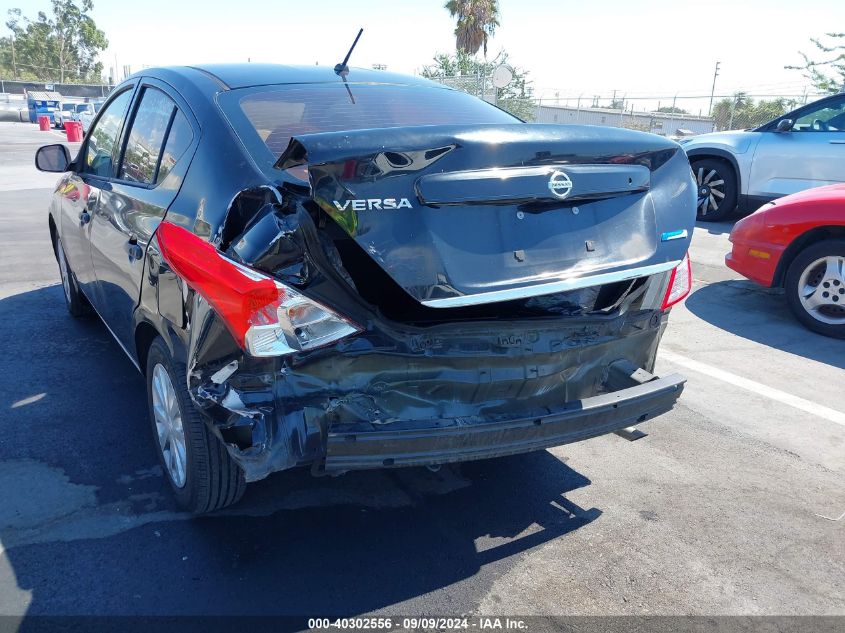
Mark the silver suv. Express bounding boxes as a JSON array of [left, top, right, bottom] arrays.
[[681, 93, 845, 221]]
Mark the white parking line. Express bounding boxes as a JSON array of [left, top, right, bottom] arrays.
[[660, 350, 845, 427]]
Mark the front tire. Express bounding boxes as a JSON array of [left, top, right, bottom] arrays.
[[691, 158, 737, 222], [145, 337, 246, 513], [784, 239, 845, 339]]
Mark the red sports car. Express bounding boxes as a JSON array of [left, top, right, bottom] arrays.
[[726, 184, 845, 338]]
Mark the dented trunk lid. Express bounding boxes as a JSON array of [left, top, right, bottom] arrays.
[[278, 124, 696, 307]]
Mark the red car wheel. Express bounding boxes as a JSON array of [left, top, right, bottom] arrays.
[[785, 239, 845, 338]]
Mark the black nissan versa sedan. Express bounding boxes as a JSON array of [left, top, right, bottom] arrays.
[[35, 63, 695, 512]]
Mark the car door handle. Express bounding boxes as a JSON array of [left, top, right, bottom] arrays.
[[86, 190, 99, 212], [125, 236, 143, 263]]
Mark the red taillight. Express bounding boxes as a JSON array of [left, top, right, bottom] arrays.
[[156, 221, 360, 356], [156, 221, 280, 348], [661, 253, 692, 310]]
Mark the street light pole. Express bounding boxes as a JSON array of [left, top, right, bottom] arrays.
[[708, 61, 720, 116]]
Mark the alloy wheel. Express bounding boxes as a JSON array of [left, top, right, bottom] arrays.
[[151, 363, 188, 488], [696, 166, 726, 216], [797, 255, 845, 325]]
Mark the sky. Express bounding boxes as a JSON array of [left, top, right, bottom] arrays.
[[3, 0, 844, 113]]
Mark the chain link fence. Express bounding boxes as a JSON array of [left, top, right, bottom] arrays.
[[0, 79, 115, 122], [534, 93, 827, 137], [0, 79, 114, 99], [1, 72, 830, 139], [427, 74, 499, 104], [708, 93, 825, 131], [428, 76, 826, 137], [534, 101, 712, 137]]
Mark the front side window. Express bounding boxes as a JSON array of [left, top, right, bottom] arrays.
[[83, 90, 133, 178], [792, 97, 845, 132], [119, 87, 177, 184]]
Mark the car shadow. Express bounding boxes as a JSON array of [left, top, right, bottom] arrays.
[[0, 285, 601, 619], [684, 279, 845, 370], [695, 219, 734, 236]]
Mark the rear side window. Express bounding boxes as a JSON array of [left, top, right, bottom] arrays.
[[156, 109, 193, 183], [119, 87, 177, 184], [222, 83, 518, 164], [84, 89, 133, 178]]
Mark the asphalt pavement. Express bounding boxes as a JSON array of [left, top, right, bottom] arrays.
[[0, 121, 842, 621]]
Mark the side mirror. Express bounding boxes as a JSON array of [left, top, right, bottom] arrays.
[[775, 119, 794, 132], [35, 144, 72, 173]]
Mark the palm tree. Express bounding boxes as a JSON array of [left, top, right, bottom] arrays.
[[444, 0, 500, 58]]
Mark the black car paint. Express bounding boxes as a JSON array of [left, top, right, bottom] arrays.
[[47, 64, 692, 483], [323, 365, 685, 472], [52, 66, 272, 368], [277, 125, 690, 306]]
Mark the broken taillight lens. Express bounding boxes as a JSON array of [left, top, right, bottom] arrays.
[[661, 253, 692, 310], [156, 221, 361, 357]]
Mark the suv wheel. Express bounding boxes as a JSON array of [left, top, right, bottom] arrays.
[[785, 240, 845, 339], [145, 337, 246, 512], [691, 158, 737, 222], [56, 237, 92, 317]]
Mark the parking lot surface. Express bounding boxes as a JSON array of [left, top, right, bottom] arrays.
[[0, 121, 842, 618]]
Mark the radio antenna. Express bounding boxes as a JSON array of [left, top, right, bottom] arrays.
[[334, 28, 364, 75]]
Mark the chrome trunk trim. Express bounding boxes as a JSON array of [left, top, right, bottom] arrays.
[[421, 260, 681, 308]]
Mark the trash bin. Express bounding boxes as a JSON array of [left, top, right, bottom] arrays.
[[38, 115, 51, 131], [66, 121, 83, 142]]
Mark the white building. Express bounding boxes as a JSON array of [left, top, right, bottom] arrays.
[[535, 104, 715, 137]]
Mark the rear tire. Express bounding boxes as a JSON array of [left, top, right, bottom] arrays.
[[55, 236, 92, 317], [691, 158, 737, 222], [145, 337, 246, 513], [784, 240, 845, 339]]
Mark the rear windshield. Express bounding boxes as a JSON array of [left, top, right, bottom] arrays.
[[219, 83, 519, 174]]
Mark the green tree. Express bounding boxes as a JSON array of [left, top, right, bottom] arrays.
[[657, 106, 688, 114], [422, 49, 481, 77], [444, 0, 499, 57], [422, 50, 535, 121], [787, 32, 845, 94], [0, 0, 107, 82], [621, 120, 650, 132], [712, 93, 796, 131]]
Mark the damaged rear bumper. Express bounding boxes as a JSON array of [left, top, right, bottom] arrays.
[[184, 280, 684, 482], [323, 368, 685, 472]]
